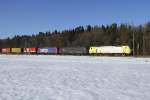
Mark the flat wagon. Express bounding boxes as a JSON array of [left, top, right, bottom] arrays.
[[24, 48, 37, 54], [59, 47, 87, 54], [1, 48, 11, 54], [11, 48, 22, 54], [38, 47, 58, 54]]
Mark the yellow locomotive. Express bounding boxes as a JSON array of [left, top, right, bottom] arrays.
[[89, 46, 131, 55]]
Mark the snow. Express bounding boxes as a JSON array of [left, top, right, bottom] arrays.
[[0, 55, 150, 100]]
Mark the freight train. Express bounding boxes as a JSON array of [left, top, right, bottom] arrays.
[[0, 46, 131, 55]]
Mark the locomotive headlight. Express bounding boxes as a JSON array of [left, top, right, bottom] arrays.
[[122, 46, 131, 54]]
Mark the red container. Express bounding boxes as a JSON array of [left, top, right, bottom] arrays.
[[24, 48, 37, 53], [2, 48, 11, 53]]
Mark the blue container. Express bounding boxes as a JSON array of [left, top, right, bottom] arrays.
[[48, 47, 58, 54], [38, 47, 58, 54]]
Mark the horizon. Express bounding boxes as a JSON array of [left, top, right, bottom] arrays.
[[0, 0, 150, 38]]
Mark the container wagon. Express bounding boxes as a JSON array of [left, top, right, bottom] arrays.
[[59, 47, 87, 55], [11, 48, 22, 54], [38, 47, 58, 54], [24, 48, 37, 54], [1, 48, 11, 54]]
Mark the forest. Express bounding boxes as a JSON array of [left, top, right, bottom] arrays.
[[0, 22, 150, 56]]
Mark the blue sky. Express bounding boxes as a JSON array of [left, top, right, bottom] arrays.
[[0, 0, 150, 38]]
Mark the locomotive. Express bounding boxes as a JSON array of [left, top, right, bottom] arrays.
[[89, 46, 131, 55]]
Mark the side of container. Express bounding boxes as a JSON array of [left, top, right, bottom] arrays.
[[24, 48, 37, 54], [1, 48, 11, 54], [11, 48, 22, 54], [60, 47, 87, 54], [38, 47, 58, 54]]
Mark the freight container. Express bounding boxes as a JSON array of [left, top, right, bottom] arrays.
[[60, 47, 87, 54], [11, 48, 22, 54], [24, 48, 37, 54], [1, 48, 11, 53], [38, 47, 58, 54]]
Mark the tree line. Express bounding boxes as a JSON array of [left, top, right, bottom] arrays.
[[0, 23, 150, 56]]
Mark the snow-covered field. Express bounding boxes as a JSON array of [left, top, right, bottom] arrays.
[[0, 55, 150, 100]]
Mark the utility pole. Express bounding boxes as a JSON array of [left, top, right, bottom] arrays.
[[143, 34, 145, 56], [133, 32, 135, 56]]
